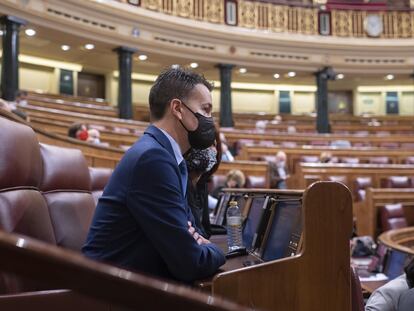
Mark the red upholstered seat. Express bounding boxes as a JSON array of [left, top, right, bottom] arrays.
[[404, 156, 414, 164], [89, 167, 113, 205], [381, 176, 411, 188], [0, 116, 99, 294], [327, 176, 347, 184], [341, 157, 359, 164], [368, 157, 390, 164], [300, 156, 319, 163], [353, 177, 372, 202], [39, 144, 96, 251], [380, 203, 407, 232], [245, 176, 266, 189]]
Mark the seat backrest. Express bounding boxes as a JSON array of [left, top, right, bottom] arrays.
[[40, 144, 95, 251], [245, 176, 266, 189], [380, 203, 408, 232], [368, 156, 390, 164], [300, 156, 319, 163], [89, 167, 113, 205], [381, 176, 411, 188], [341, 157, 360, 164], [0, 117, 56, 294]]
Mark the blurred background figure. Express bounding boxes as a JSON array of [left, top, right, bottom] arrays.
[[68, 122, 89, 141], [320, 151, 334, 163], [0, 98, 29, 121], [15, 91, 28, 106], [220, 132, 234, 162], [87, 128, 101, 144], [212, 169, 245, 199], [269, 151, 289, 189], [255, 120, 267, 133]]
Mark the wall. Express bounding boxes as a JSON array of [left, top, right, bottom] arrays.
[[19, 63, 58, 93], [356, 86, 414, 116]]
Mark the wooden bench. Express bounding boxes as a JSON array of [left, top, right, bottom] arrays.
[[222, 129, 414, 149], [239, 144, 414, 178], [28, 99, 118, 117]]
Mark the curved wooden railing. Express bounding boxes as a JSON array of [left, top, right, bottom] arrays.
[[121, 0, 414, 38], [0, 231, 250, 311], [378, 227, 414, 255]]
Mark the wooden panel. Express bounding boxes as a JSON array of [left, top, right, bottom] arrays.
[[211, 182, 352, 311]]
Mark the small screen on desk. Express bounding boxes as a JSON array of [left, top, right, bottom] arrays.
[[261, 199, 302, 262], [384, 250, 408, 280], [242, 197, 266, 250]]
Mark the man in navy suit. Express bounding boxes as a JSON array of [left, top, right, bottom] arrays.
[[83, 67, 225, 283]]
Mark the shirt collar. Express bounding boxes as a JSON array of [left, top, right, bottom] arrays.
[[158, 128, 184, 165]]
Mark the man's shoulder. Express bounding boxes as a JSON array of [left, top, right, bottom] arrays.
[[126, 134, 172, 164]]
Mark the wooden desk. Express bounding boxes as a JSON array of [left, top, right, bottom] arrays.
[[194, 183, 352, 311], [361, 280, 387, 294]]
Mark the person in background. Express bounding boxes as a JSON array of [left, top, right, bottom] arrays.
[[87, 128, 101, 144], [320, 151, 334, 163], [366, 257, 414, 311], [16, 91, 28, 106], [269, 151, 289, 189], [185, 136, 221, 238], [212, 169, 245, 199], [68, 122, 89, 141], [220, 132, 234, 162]]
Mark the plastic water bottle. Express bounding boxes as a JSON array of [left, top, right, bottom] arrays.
[[226, 201, 243, 251]]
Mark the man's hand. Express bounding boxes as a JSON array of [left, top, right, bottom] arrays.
[[188, 222, 210, 245]]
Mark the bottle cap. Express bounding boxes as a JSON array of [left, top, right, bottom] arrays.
[[229, 201, 238, 206]]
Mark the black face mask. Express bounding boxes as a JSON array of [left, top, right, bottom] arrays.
[[180, 102, 216, 150]]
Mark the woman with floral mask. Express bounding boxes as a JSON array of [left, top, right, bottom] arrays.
[[185, 131, 222, 238]]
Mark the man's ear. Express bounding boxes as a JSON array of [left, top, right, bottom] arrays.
[[170, 99, 183, 120]]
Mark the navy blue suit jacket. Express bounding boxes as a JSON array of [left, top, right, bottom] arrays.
[[83, 125, 225, 283]]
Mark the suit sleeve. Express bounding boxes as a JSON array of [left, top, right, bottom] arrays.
[[126, 148, 225, 282]]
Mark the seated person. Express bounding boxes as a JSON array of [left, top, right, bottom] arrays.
[[87, 128, 101, 144], [320, 151, 334, 163], [366, 257, 414, 311], [269, 151, 289, 189], [397, 287, 414, 311], [185, 145, 220, 238], [219, 132, 234, 162], [212, 169, 245, 199], [15, 90, 28, 106], [82, 67, 225, 284], [68, 122, 89, 141]]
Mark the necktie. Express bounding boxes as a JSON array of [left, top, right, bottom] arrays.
[[178, 160, 188, 197]]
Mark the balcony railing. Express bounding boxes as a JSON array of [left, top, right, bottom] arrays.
[[121, 0, 414, 38]]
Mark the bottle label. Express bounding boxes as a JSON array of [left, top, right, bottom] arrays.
[[227, 216, 241, 226]]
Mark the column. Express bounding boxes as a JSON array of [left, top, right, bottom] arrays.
[[315, 66, 335, 133], [0, 16, 26, 101], [114, 46, 137, 119], [217, 64, 234, 127]]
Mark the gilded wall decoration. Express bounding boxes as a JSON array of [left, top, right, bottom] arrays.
[[238, 1, 256, 29], [204, 0, 223, 24], [176, 0, 193, 18]]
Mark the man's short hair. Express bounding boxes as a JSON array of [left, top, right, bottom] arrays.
[[405, 257, 414, 288], [148, 67, 213, 121]]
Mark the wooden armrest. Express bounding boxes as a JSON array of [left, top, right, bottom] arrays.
[[0, 231, 251, 311], [0, 289, 109, 311]]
